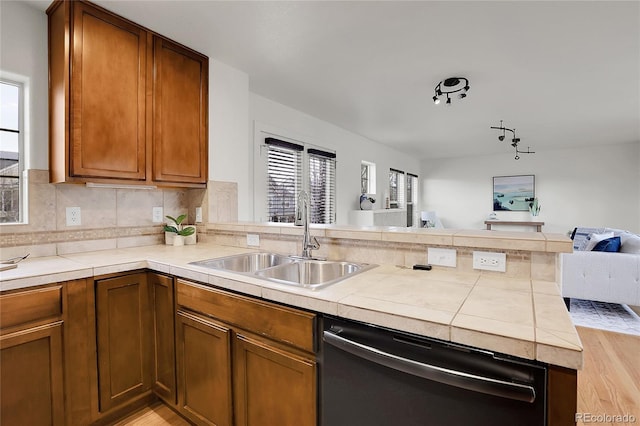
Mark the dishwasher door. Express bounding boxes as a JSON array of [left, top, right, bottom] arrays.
[[320, 316, 547, 426]]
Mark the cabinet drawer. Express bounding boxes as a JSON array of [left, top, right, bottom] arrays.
[[176, 279, 316, 353], [0, 286, 63, 330]]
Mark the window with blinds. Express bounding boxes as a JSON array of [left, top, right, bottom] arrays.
[[308, 148, 336, 224], [0, 80, 24, 224], [389, 168, 405, 209], [266, 138, 303, 223], [265, 138, 336, 224]]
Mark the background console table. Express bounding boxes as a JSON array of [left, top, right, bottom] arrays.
[[484, 220, 544, 232]]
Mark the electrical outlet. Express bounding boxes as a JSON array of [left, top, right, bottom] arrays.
[[427, 247, 456, 267], [195, 207, 203, 223], [247, 234, 260, 247], [152, 207, 163, 223], [473, 251, 506, 272], [66, 207, 81, 226]]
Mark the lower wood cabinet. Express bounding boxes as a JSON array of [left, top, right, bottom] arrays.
[[0, 284, 65, 426], [150, 273, 177, 404], [175, 278, 318, 426], [234, 332, 316, 426], [95, 272, 152, 412], [0, 322, 65, 426], [1, 273, 317, 426], [176, 310, 233, 426]]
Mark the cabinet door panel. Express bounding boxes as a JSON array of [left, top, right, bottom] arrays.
[[96, 273, 151, 412], [71, 2, 147, 179], [234, 333, 316, 426], [150, 273, 176, 404], [153, 37, 208, 184], [0, 323, 64, 426], [176, 310, 232, 426]]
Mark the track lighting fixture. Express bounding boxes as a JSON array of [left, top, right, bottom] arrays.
[[433, 77, 470, 105], [490, 120, 535, 160]]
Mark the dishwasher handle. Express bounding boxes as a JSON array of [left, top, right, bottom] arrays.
[[323, 330, 536, 403]]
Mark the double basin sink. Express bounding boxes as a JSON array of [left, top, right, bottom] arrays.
[[190, 252, 376, 290]]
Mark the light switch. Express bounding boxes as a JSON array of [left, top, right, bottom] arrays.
[[152, 207, 163, 223]]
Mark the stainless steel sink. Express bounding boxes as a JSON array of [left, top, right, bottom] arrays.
[[190, 252, 293, 273], [189, 252, 376, 289], [256, 259, 375, 289]]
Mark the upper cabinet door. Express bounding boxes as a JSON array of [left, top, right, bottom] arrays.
[[152, 37, 208, 184], [70, 2, 147, 180]]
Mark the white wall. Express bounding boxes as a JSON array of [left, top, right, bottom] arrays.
[[420, 142, 640, 234], [208, 59, 251, 219], [249, 94, 421, 225], [0, 1, 48, 170]]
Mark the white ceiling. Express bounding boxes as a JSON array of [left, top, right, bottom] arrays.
[[27, 1, 640, 160]]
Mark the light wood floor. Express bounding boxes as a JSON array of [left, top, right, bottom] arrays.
[[575, 326, 640, 426], [115, 326, 640, 426]]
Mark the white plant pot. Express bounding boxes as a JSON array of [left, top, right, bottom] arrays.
[[165, 232, 174, 245], [184, 226, 197, 245], [172, 235, 185, 246]]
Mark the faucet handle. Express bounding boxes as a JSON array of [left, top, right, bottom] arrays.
[[310, 236, 320, 250]]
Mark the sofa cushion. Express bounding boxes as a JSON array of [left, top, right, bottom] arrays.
[[620, 233, 640, 254], [592, 236, 621, 252]]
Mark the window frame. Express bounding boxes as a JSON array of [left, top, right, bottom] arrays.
[[0, 78, 25, 224], [360, 160, 376, 195], [263, 136, 337, 225], [389, 168, 405, 209]]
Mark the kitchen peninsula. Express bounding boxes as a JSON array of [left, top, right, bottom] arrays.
[[1, 225, 580, 425]]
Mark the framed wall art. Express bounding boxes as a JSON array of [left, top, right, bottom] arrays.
[[493, 175, 535, 211]]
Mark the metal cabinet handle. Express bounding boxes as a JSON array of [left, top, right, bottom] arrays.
[[323, 330, 536, 403]]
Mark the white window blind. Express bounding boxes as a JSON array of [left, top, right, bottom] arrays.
[[308, 148, 336, 224], [266, 138, 303, 223]]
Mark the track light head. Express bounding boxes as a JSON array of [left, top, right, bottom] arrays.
[[433, 96, 440, 104], [458, 93, 467, 99], [498, 135, 505, 141], [446, 96, 451, 105]]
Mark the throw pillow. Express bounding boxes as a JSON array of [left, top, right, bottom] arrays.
[[583, 232, 615, 251], [620, 233, 640, 254], [571, 227, 606, 251], [591, 236, 621, 252]]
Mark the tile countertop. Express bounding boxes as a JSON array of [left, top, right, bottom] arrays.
[[0, 242, 582, 370]]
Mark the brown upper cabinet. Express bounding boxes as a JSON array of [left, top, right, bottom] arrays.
[[47, 0, 208, 188]]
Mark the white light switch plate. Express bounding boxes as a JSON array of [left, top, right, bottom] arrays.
[[427, 247, 456, 267], [473, 251, 506, 272], [66, 207, 81, 226], [152, 207, 163, 223], [247, 234, 260, 247], [195, 207, 203, 223]]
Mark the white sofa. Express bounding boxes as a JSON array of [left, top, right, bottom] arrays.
[[561, 251, 640, 306], [561, 228, 640, 306]]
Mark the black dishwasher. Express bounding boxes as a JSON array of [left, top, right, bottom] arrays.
[[320, 316, 547, 426]]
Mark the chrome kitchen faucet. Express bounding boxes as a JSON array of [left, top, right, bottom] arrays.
[[295, 190, 320, 258]]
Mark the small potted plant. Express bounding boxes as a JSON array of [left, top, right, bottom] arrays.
[[164, 214, 196, 246], [528, 198, 541, 218]]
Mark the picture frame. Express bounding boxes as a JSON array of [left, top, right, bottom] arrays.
[[493, 175, 535, 211]]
